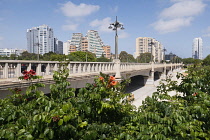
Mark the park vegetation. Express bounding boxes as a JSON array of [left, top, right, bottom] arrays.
[[0, 51, 110, 62], [1, 59, 210, 139]]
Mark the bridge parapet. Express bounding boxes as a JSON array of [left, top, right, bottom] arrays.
[[0, 60, 183, 81]]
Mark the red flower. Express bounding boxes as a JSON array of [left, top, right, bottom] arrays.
[[110, 81, 118, 86], [21, 70, 36, 80], [109, 76, 115, 82], [29, 69, 36, 75], [24, 75, 29, 80], [193, 92, 198, 96], [22, 70, 28, 75], [99, 77, 104, 81]]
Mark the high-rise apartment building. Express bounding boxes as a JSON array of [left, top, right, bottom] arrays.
[[63, 40, 71, 55], [70, 33, 83, 51], [54, 38, 63, 54], [103, 45, 111, 58], [192, 37, 203, 59], [81, 37, 88, 52], [27, 24, 54, 55], [135, 37, 163, 62], [86, 30, 105, 58], [68, 30, 106, 58]]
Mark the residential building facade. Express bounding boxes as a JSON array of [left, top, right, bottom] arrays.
[[103, 45, 111, 58], [54, 38, 63, 54], [192, 37, 203, 59], [27, 24, 54, 55], [0, 48, 26, 57], [86, 30, 105, 58], [81, 37, 88, 52], [70, 33, 83, 51], [135, 37, 163, 62], [68, 30, 107, 58], [63, 40, 71, 55]]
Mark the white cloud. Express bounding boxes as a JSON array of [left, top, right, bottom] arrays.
[[62, 24, 78, 31], [89, 17, 113, 32], [119, 31, 129, 39], [160, 0, 205, 19], [152, 0, 206, 34], [153, 17, 193, 34], [90, 17, 129, 38], [60, 1, 100, 17]]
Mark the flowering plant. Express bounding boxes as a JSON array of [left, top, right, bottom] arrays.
[[19, 69, 39, 80], [18, 69, 44, 97], [99, 75, 118, 88]]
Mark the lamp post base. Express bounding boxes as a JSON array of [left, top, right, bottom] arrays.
[[113, 59, 121, 80]]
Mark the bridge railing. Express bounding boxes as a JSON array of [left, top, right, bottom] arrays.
[[120, 62, 151, 71], [0, 60, 116, 79], [0, 60, 182, 80]]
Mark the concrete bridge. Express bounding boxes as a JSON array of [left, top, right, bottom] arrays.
[[0, 60, 182, 98]]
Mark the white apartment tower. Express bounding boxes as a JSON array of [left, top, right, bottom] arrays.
[[63, 40, 71, 55], [68, 30, 106, 58], [86, 30, 105, 58], [135, 37, 163, 62], [70, 33, 83, 51], [27, 24, 54, 55], [192, 37, 203, 59]]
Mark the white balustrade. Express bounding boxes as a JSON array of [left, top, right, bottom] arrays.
[[0, 60, 182, 79]]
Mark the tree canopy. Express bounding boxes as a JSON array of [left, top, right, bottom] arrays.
[[68, 51, 96, 62], [182, 57, 195, 64], [202, 54, 210, 66], [119, 51, 135, 62], [136, 52, 152, 63], [96, 54, 110, 62]]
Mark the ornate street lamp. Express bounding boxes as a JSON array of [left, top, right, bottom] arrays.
[[35, 36, 42, 61], [163, 48, 167, 62], [108, 16, 124, 79], [108, 16, 124, 59]]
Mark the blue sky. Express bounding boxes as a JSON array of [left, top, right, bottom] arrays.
[[0, 0, 210, 58]]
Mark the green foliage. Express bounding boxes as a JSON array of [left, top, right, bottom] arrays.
[[182, 57, 195, 64], [1, 62, 210, 139], [202, 54, 210, 66], [170, 56, 182, 63], [96, 54, 110, 62], [68, 51, 96, 62], [10, 54, 17, 60], [42, 52, 66, 61], [136, 52, 152, 63], [18, 51, 37, 60], [119, 51, 136, 62], [0, 55, 9, 60]]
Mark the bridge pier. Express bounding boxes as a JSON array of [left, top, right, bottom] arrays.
[[143, 76, 153, 86], [144, 62, 155, 86]]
